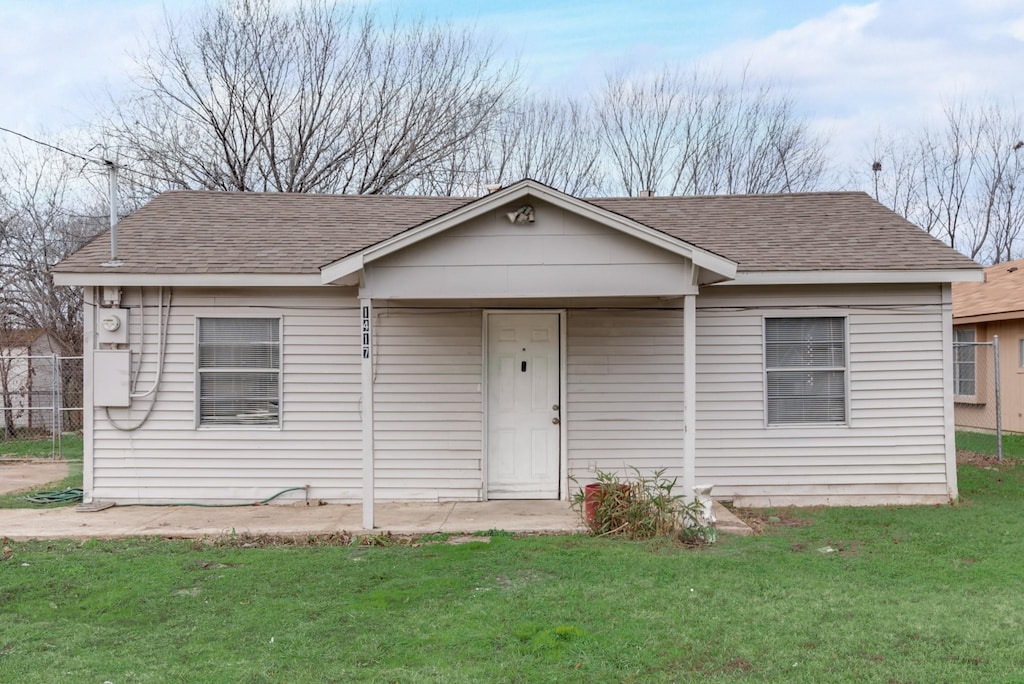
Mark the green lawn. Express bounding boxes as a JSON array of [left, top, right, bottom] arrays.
[[0, 435, 82, 509], [0, 434, 83, 460], [0, 460, 82, 509], [956, 429, 1024, 459], [2, 461, 1023, 682]]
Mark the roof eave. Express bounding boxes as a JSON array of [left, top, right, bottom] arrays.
[[720, 268, 984, 286], [51, 272, 324, 287], [953, 310, 1024, 325]]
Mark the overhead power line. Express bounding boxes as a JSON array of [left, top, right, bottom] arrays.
[[0, 125, 110, 166]]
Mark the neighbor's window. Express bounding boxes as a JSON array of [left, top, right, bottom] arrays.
[[765, 317, 846, 425], [953, 328, 976, 397], [1019, 338, 1024, 369], [197, 318, 281, 427]]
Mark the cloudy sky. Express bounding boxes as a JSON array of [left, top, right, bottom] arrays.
[[1, 0, 1022, 176]]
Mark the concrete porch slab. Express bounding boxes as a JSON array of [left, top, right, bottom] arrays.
[[712, 500, 754, 536], [0, 498, 751, 541]]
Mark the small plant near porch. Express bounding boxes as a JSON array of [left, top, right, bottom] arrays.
[[570, 468, 715, 545]]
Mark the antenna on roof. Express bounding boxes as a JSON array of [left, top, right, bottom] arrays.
[[101, 158, 122, 268], [0, 127, 124, 267]]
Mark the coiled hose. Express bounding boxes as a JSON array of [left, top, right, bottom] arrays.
[[22, 486, 307, 507], [23, 488, 84, 504]]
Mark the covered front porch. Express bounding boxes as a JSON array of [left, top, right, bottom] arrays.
[[320, 181, 737, 528]]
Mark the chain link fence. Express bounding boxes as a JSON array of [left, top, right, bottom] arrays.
[[953, 336, 1004, 461], [0, 355, 83, 457]]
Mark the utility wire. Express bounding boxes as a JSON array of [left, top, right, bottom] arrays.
[[0, 125, 110, 166], [0, 124, 172, 186]]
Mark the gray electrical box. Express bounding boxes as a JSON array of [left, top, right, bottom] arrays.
[[94, 349, 132, 407]]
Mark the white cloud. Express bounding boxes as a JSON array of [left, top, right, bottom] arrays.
[[0, 1, 177, 134], [699, 1, 1024, 168], [1008, 16, 1024, 39], [5, 0, 1024, 185]]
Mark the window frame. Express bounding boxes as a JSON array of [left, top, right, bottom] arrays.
[[763, 315, 849, 427], [952, 327, 977, 401], [194, 315, 283, 430]]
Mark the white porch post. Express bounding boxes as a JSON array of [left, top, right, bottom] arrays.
[[360, 297, 375, 529], [683, 293, 696, 493]]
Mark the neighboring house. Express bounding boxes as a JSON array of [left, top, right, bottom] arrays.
[[0, 328, 58, 434], [52, 180, 981, 523], [952, 258, 1024, 434]]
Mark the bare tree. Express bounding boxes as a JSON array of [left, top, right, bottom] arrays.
[[489, 98, 605, 196], [595, 67, 829, 196], [863, 131, 925, 220], [414, 96, 605, 196], [101, 0, 516, 196], [0, 143, 104, 357], [857, 99, 1024, 263]]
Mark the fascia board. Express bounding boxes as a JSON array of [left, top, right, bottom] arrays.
[[721, 269, 985, 286], [51, 272, 324, 287], [953, 310, 1024, 325]]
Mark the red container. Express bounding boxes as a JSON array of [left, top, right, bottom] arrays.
[[583, 482, 629, 524]]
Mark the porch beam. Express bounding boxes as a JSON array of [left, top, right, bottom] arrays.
[[360, 297, 375, 529], [683, 293, 696, 493]]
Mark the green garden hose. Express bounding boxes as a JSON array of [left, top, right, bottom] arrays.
[[23, 488, 84, 505], [21, 486, 306, 507], [118, 486, 309, 507]]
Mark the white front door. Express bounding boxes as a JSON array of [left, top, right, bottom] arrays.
[[486, 313, 560, 499]]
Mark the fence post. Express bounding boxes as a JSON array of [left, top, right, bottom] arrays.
[[55, 355, 63, 458], [993, 336, 1003, 462], [50, 354, 58, 458]]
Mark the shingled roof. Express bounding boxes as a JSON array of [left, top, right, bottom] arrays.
[[953, 257, 1024, 322], [53, 186, 978, 276]]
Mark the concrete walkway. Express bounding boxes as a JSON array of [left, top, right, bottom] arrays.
[[0, 500, 583, 541], [0, 499, 751, 541]]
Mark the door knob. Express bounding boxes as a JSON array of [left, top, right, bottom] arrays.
[[552, 417, 560, 425], [552, 404, 559, 411]]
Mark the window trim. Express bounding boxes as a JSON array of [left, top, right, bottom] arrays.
[[762, 314, 849, 428], [194, 315, 283, 430], [952, 326, 977, 401]]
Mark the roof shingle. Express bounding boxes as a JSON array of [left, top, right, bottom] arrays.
[[953, 257, 1024, 320], [53, 188, 978, 275]]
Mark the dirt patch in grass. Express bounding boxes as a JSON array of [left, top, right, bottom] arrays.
[[718, 656, 754, 674], [957, 449, 1008, 468], [730, 507, 815, 534], [195, 530, 507, 549]]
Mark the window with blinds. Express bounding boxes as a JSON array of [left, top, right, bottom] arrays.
[[765, 317, 846, 425], [953, 327, 976, 397], [197, 318, 281, 427]]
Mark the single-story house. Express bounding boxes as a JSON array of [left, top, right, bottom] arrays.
[[0, 328, 58, 435], [952, 257, 1024, 434], [52, 179, 982, 525]]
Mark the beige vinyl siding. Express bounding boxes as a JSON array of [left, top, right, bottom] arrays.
[[91, 287, 362, 503], [695, 283, 951, 506], [371, 306, 484, 500], [567, 309, 686, 482], [364, 198, 695, 300], [953, 319, 1024, 434]]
